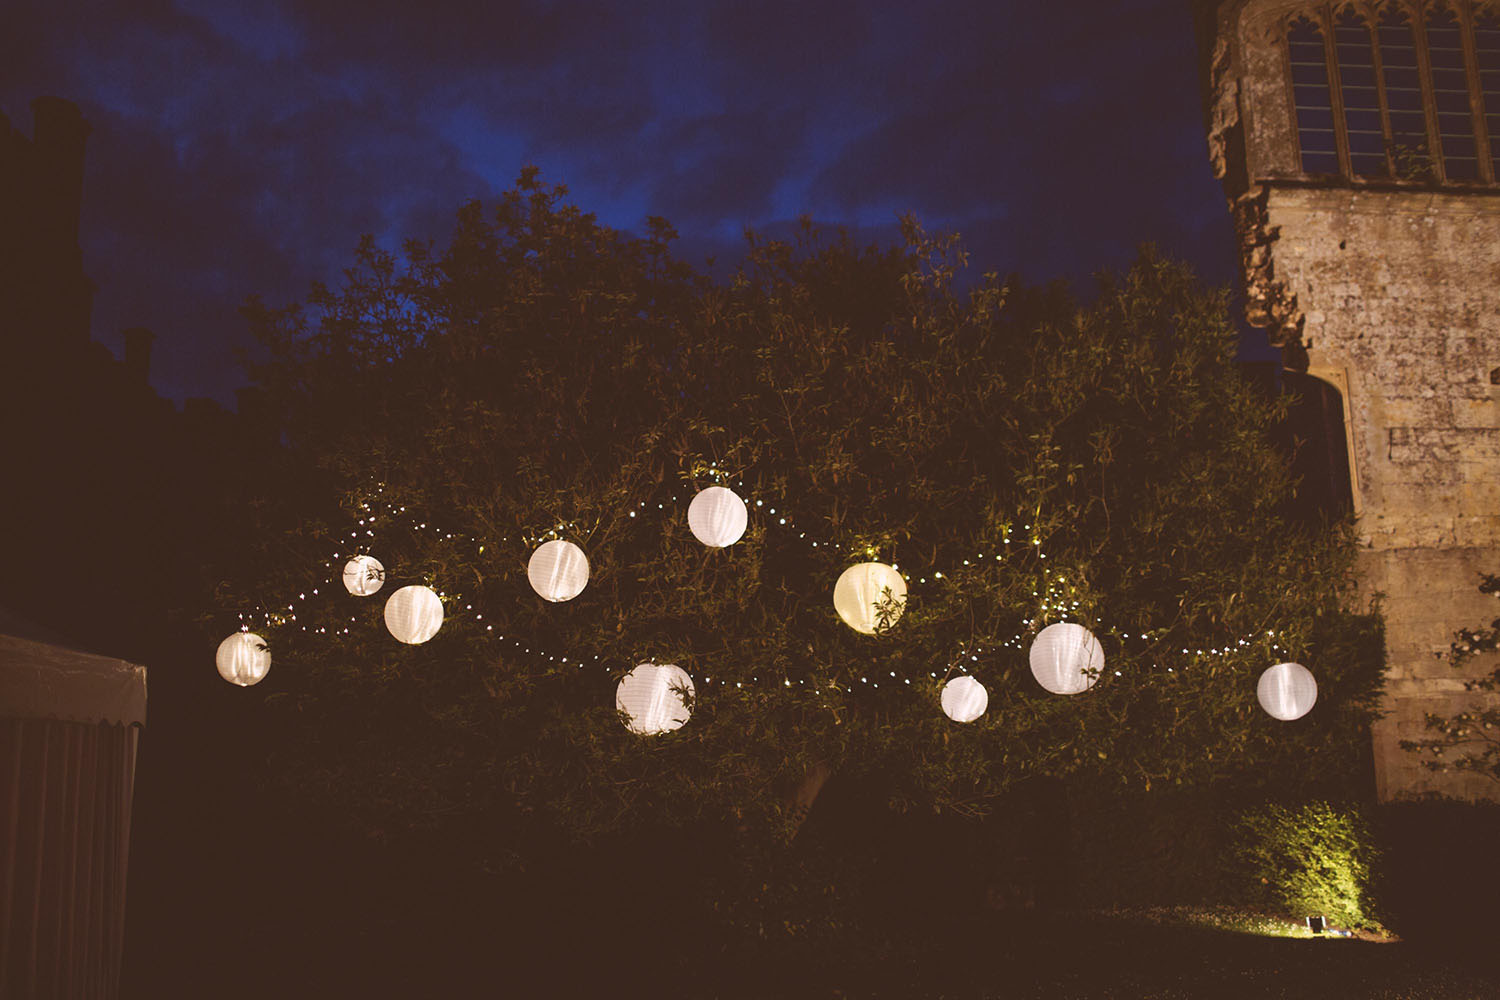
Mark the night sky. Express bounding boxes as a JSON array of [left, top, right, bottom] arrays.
[[4, 0, 1249, 407]]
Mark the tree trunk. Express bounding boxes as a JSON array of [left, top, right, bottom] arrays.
[[786, 760, 833, 840]]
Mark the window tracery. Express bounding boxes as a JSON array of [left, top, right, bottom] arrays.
[[1284, 1, 1500, 182]]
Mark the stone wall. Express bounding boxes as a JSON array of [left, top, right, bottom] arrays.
[[1265, 186, 1500, 799], [1195, 0, 1500, 799]]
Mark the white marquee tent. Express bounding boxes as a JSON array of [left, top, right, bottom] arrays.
[[1, 614, 146, 999]]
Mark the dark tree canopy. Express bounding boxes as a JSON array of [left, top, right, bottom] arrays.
[[226, 173, 1382, 858]]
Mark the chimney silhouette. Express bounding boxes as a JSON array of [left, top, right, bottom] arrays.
[[122, 326, 153, 386]]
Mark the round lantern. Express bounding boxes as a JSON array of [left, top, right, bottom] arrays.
[[216, 632, 270, 687], [384, 585, 443, 644], [528, 540, 589, 603], [832, 563, 907, 635], [616, 663, 695, 735], [1257, 661, 1318, 721], [941, 675, 988, 723], [341, 554, 386, 596], [687, 486, 748, 548], [1029, 622, 1104, 695]]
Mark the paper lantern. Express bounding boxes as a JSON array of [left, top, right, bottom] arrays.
[[528, 540, 589, 603], [216, 632, 270, 687], [832, 562, 907, 634], [616, 663, 695, 735], [341, 554, 386, 596], [1029, 622, 1104, 695], [384, 585, 443, 644], [687, 486, 748, 548], [941, 675, 988, 723], [1257, 662, 1317, 721]]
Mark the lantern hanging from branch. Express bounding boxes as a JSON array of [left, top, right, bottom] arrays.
[[216, 632, 270, 687], [528, 540, 589, 602], [384, 585, 443, 644], [687, 486, 748, 548], [832, 562, 907, 634], [1029, 622, 1104, 695], [341, 554, 386, 596], [615, 663, 695, 735], [941, 675, 988, 723], [1257, 662, 1317, 720]]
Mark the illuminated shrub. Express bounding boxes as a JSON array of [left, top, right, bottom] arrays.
[[1235, 801, 1378, 929]]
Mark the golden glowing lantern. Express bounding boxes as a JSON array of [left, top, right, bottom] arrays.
[[216, 632, 270, 687], [1029, 622, 1104, 695], [1257, 661, 1317, 721], [832, 562, 907, 634], [941, 675, 988, 723], [384, 585, 443, 644], [341, 554, 386, 596], [687, 486, 748, 547], [528, 540, 589, 603], [615, 663, 695, 734]]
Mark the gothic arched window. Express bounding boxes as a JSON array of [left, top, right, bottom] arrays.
[[1290, 16, 1340, 174], [1286, 2, 1498, 183], [1426, 5, 1482, 178], [1336, 8, 1388, 175], [1475, 9, 1500, 177], [1378, 6, 1432, 178], [1281, 371, 1356, 522]]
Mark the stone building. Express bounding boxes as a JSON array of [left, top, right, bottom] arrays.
[[1193, 0, 1500, 799]]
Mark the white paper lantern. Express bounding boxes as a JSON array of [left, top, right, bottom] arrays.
[[616, 663, 695, 735], [341, 554, 386, 596], [1257, 661, 1318, 721], [216, 632, 270, 687], [384, 585, 443, 644], [941, 675, 988, 723], [1029, 622, 1104, 695], [687, 486, 748, 548], [832, 562, 907, 634], [528, 540, 590, 603]]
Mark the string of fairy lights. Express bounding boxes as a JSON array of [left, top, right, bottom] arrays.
[[217, 480, 1315, 730]]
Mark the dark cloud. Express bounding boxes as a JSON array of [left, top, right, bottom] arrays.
[[4, 0, 1235, 405]]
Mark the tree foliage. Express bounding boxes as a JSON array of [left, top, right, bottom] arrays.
[[226, 172, 1382, 860], [1234, 801, 1379, 929]]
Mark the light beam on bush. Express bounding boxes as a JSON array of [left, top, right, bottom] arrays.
[[833, 562, 907, 634], [528, 540, 589, 602], [941, 675, 988, 723], [341, 554, 386, 596], [1029, 622, 1104, 695], [384, 585, 443, 644], [1257, 661, 1317, 720], [216, 632, 270, 687], [616, 663, 695, 734], [687, 486, 748, 548]]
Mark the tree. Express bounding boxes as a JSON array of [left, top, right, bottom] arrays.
[[1400, 573, 1500, 782], [224, 172, 1382, 868]]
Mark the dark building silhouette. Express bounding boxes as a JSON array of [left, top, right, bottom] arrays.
[[2, 96, 288, 1000], [1, 96, 94, 361], [0, 97, 275, 657]]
